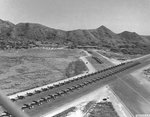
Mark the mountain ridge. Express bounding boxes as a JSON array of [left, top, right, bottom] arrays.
[[0, 19, 150, 55]]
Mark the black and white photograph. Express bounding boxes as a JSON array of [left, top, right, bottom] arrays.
[[0, 0, 150, 117]]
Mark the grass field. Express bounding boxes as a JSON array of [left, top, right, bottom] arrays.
[[0, 48, 86, 95]]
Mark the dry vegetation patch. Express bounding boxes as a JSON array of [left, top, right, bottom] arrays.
[[65, 60, 88, 77], [143, 67, 150, 81], [88, 101, 119, 117]]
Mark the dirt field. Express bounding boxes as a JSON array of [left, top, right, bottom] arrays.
[[97, 50, 142, 60], [0, 48, 86, 95]]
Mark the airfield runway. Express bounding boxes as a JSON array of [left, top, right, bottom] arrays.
[[2, 51, 150, 117], [110, 74, 150, 116], [10, 60, 148, 117]]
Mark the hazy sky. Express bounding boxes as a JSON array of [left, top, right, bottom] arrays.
[[0, 0, 150, 35]]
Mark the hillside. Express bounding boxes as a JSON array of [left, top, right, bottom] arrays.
[[0, 19, 150, 55], [143, 35, 150, 40]]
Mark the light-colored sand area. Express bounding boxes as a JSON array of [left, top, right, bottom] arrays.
[[44, 85, 129, 117], [80, 56, 96, 73], [42, 86, 109, 117], [131, 64, 150, 87]]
